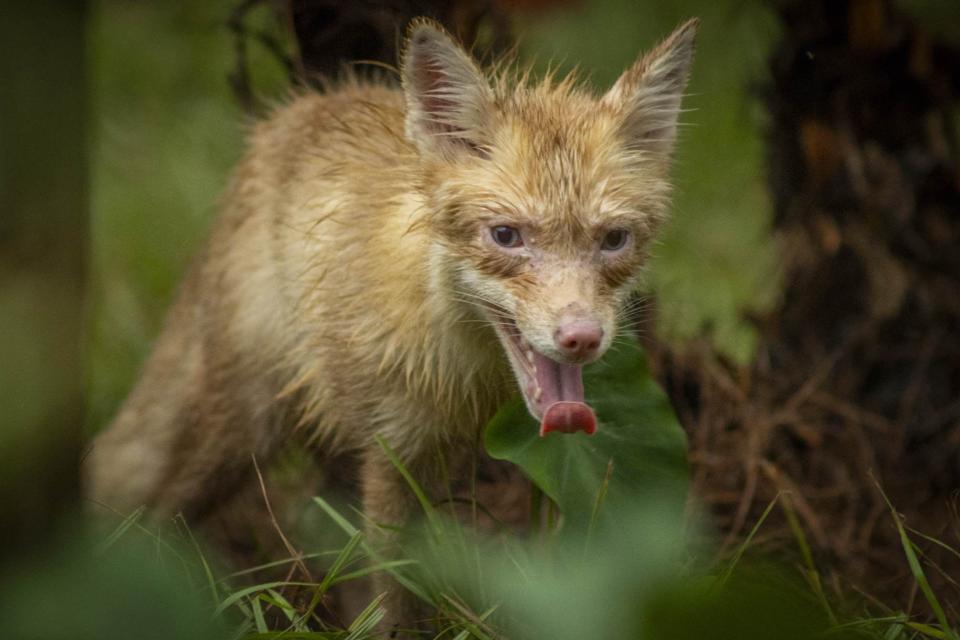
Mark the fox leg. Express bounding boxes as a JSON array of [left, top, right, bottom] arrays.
[[361, 449, 418, 633], [359, 445, 436, 635], [358, 433, 477, 635]]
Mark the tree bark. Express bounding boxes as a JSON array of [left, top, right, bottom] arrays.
[[653, 0, 960, 607]]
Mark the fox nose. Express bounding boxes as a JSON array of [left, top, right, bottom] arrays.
[[554, 318, 603, 361]]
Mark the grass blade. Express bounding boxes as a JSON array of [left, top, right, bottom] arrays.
[[215, 581, 315, 616], [95, 505, 146, 554], [176, 513, 220, 606], [313, 496, 434, 605], [265, 588, 302, 626], [329, 560, 418, 586], [374, 435, 440, 531], [318, 531, 364, 593], [781, 493, 836, 625], [251, 595, 268, 634], [221, 551, 341, 582], [242, 633, 345, 639], [314, 496, 361, 538], [906, 621, 952, 639], [345, 592, 386, 639], [720, 491, 781, 584], [874, 477, 959, 640], [584, 459, 614, 555]]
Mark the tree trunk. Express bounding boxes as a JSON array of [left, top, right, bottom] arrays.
[[654, 0, 960, 608], [0, 0, 88, 558]]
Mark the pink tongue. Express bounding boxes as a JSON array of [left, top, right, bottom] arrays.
[[530, 351, 597, 437], [540, 402, 597, 436]]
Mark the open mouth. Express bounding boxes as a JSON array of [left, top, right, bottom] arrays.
[[493, 317, 598, 437]]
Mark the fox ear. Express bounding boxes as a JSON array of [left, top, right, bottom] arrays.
[[602, 18, 698, 160], [401, 19, 494, 159]]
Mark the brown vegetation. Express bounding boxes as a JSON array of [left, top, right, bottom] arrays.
[[651, 0, 960, 612]]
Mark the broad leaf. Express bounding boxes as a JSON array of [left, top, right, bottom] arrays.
[[484, 337, 688, 534]]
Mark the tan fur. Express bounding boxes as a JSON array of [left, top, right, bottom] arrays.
[[85, 17, 697, 628]]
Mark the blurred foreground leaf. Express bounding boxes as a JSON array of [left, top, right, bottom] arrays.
[[638, 567, 853, 640], [0, 530, 230, 640]]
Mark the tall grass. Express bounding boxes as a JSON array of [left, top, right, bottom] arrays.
[[13, 464, 951, 640]]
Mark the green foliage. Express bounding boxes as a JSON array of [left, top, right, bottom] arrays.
[[87, 0, 289, 431], [639, 567, 845, 640], [485, 337, 688, 536], [0, 530, 230, 640], [7, 491, 956, 640], [316, 466, 870, 640]]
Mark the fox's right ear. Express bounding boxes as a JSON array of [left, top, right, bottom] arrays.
[[401, 19, 494, 159]]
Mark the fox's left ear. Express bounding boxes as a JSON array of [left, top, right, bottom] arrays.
[[401, 19, 494, 159], [602, 18, 699, 160]]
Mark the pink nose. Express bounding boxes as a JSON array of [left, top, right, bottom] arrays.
[[554, 319, 603, 360]]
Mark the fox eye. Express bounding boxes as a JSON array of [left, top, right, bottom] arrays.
[[600, 228, 630, 252], [491, 225, 523, 248]]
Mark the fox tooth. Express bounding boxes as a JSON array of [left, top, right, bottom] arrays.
[[526, 350, 535, 364]]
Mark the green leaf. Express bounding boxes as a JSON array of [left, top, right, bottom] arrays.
[[484, 337, 688, 535]]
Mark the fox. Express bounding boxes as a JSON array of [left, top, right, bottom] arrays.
[[85, 16, 697, 628]]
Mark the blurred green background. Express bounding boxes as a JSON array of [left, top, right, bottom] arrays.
[[87, 0, 288, 429]]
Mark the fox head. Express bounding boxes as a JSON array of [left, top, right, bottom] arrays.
[[401, 18, 697, 436]]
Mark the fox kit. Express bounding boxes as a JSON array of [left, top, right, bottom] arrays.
[[86, 16, 697, 625]]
